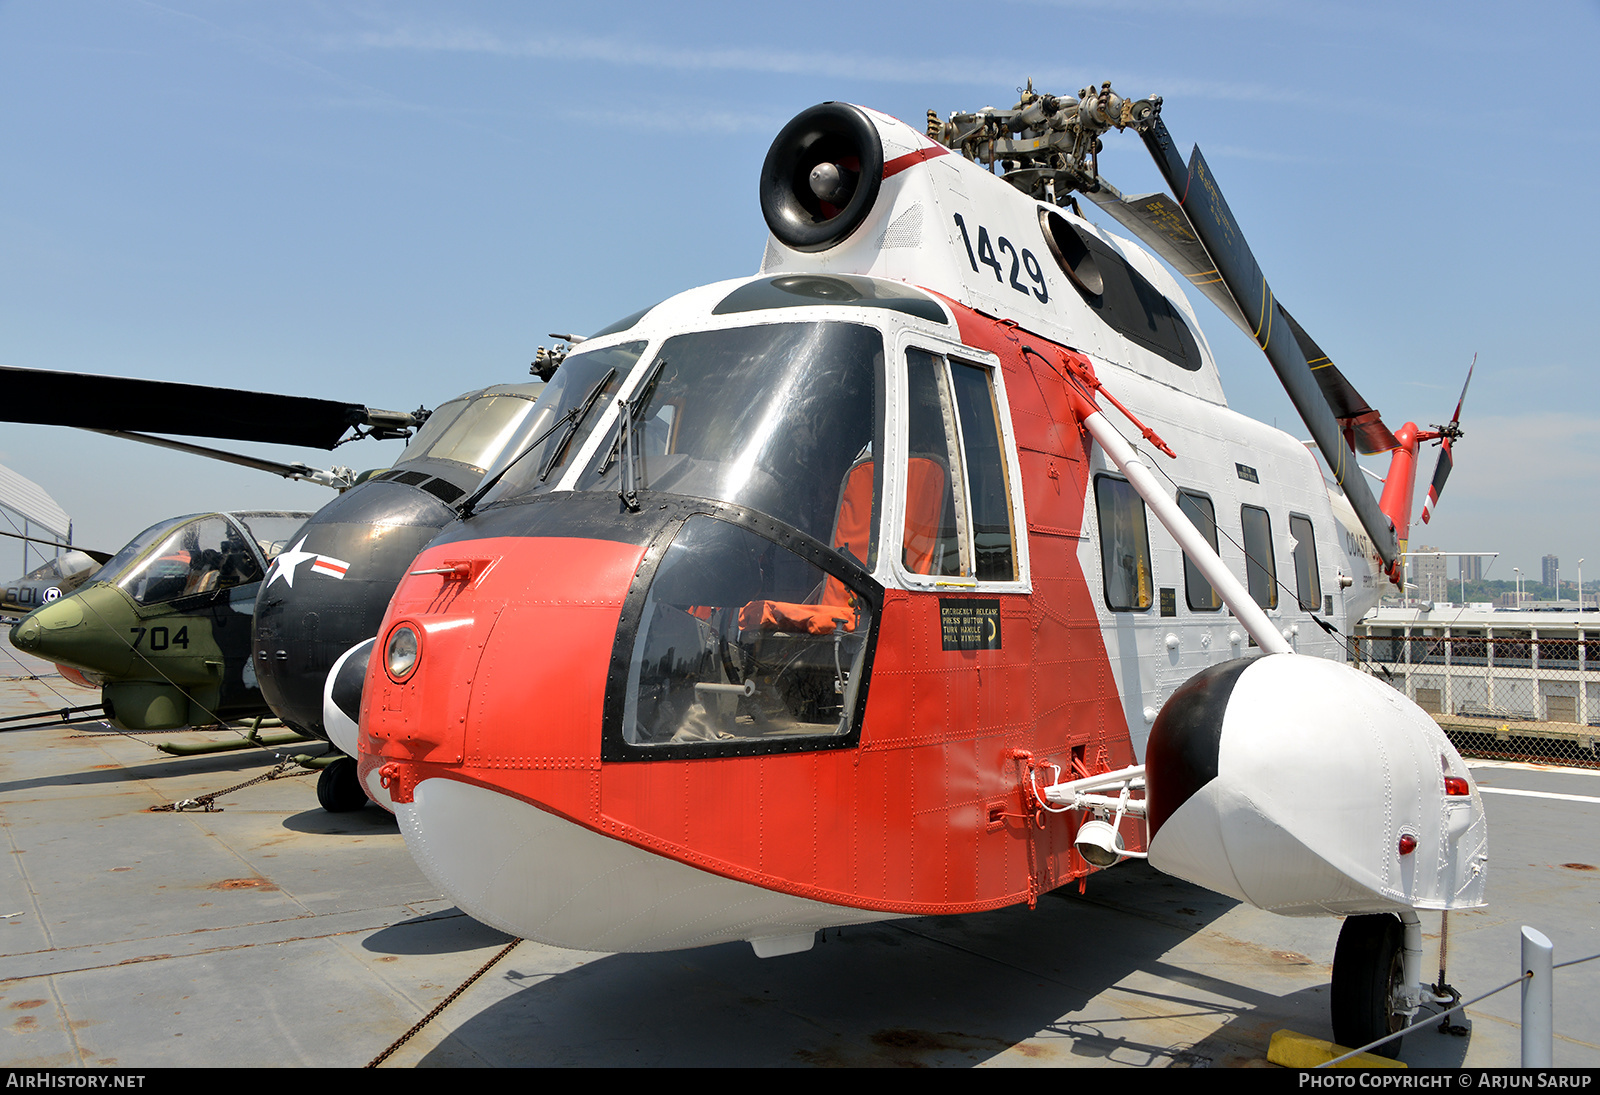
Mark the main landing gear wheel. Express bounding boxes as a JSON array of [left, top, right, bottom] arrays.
[[317, 755, 367, 813], [1331, 913, 1406, 1059]]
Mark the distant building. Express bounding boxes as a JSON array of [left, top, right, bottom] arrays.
[[1460, 555, 1483, 582], [1412, 545, 1448, 603], [1544, 554, 1560, 588]]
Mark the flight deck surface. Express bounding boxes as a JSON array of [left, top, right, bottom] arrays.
[[1, 653, 1595, 1069]]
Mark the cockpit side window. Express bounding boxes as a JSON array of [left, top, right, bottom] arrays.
[[900, 349, 1016, 583], [950, 360, 1016, 581]]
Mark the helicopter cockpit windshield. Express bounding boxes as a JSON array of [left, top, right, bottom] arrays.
[[583, 321, 887, 755], [577, 322, 885, 550], [466, 319, 892, 755], [88, 516, 197, 588]]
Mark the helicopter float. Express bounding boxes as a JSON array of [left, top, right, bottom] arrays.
[[337, 84, 1486, 1056]]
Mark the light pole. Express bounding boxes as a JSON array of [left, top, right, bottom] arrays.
[[1581, 558, 1586, 612], [1515, 567, 1522, 608]]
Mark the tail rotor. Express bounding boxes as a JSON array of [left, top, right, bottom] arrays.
[[1420, 356, 1475, 525]]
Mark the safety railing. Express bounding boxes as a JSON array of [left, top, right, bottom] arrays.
[[1351, 627, 1600, 769]]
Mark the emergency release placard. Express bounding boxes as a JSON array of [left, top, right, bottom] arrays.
[[940, 598, 1001, 651]]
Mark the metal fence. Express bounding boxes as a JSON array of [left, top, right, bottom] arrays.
[[1352, 621, 1600, 769]]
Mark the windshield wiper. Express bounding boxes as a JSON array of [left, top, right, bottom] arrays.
[[455, 366, 616, 518], [536, 366, 617, 484], [596, 358, 668, 513]]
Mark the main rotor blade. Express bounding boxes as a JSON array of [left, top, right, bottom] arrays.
[[1448, 355, 1476, 427], [1138, 118, 1399, 569], [87, 430, 353, 489], [0, 366, 415, 450], [1084, 185, 1254, 339], [0, 528, 111, 564], [1278, 310, 1399, 455], [1089, 183, 1399, 457]]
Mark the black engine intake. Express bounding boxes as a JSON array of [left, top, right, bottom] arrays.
[[760, 103, 884, 253]]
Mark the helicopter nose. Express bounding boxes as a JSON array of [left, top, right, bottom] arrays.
[[356, 533, 648, 810], [9, 596, 85, 654]]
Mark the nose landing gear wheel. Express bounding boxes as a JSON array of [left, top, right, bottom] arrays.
[[1331, 913, 1406, 1059], [317, 755, 368, 812]]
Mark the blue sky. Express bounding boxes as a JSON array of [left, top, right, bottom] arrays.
[[1, 0, 1596, 588]]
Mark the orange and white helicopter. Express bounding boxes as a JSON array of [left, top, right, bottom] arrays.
[[336, 84, 1485, 1055]]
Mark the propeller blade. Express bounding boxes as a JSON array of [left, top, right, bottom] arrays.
[[1137, 117, 1399, 569], [1447, 355, 1476, 428], [1420, 356, 1474, 525], [1420, 442, 1452, 525], [0, 366, 419, 450]]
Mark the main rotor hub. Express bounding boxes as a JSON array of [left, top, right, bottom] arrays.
[[928, 80, 1161, 206]]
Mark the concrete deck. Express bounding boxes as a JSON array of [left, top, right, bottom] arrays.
[[1, 651, 1596, 1068]]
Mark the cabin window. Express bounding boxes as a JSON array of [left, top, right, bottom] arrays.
[[1289, 513, 1321, 612], [1178, 490, 1222, 611], [1096, 475, 1153, 611], [618, 515, 875, 752], [900, 349, 1016, 582], [1241, 505, 1278, 610]]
